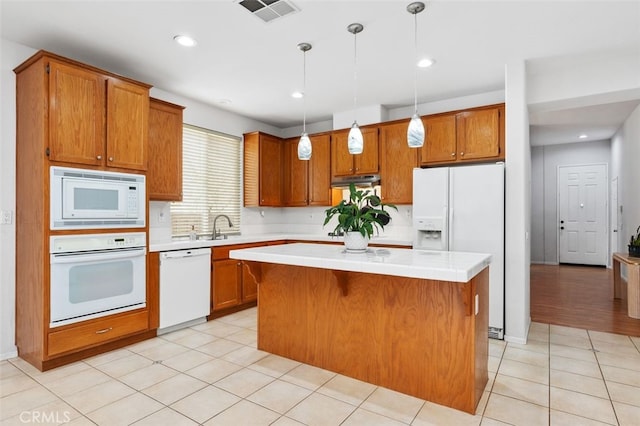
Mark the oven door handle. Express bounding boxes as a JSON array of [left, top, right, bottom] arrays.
[[50, 247, 146, 264]]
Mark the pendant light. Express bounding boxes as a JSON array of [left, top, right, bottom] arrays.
[[407, 2, 426, 148], [297, 42, 312, 160], [347, 23, 364, 155]]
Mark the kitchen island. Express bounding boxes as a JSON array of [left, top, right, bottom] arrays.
[[230, 243, 491, 414]]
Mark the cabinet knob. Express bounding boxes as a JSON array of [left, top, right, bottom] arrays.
[[108, 157, 114, 162], [451, 153, 455, 157], [460, 152, 464, 156], [355, 168, 359, 171], [96, 155, 102, 160]]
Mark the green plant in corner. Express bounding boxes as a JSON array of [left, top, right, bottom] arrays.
[[629, 225, 640, 257], [630, 226, 640, 246], [323, 183, 397, 239]]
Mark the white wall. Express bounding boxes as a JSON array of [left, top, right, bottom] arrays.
[[1, 40, 37, 360], [611, 104, 640, 252], [527, 48, 640, 110], [530, 140, 612, 264], [504, 59, 531, 344]]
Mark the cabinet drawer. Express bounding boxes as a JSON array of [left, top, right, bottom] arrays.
[[48, 310, 148, 357], [212, 242, 268, 260]]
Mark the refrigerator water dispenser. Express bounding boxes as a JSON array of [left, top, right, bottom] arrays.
[[413, 216, 447, 250]]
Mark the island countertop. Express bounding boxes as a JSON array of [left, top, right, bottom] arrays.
[[230, 242, 491, 283]]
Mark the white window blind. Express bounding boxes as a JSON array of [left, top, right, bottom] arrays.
[[170, 124, 241, 237]]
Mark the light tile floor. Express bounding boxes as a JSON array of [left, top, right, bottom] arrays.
[[2, 308, 640, 425]]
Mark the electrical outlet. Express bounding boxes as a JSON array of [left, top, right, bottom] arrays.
[[1, 210, 13, 225]]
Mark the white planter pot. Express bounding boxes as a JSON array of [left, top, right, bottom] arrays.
[[344, 231, 369, 252]]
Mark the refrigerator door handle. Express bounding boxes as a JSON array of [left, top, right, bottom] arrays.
[[444, 206, 450, 251]]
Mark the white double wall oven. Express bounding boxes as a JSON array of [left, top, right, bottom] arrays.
[[48, 166, 147, 328]]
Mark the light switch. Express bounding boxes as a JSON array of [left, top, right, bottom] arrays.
[[0, 210, 12, 225]]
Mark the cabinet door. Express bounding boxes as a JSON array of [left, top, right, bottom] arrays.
[[241, 262, 258, 302], [308, 134, 332, 206], [259, 133, 283, 206], [106, 77, 149, 170], [420, 114, 457, 165], [283, 138, 308, 206], [456, 107, 500, 161], [148, 99, 184, 201], [48, 60, 105, 166], [212, 259, 241, 312], [379, 122, 417, 204], [354, 127, 379, 174], [331, 130, 354, 177]]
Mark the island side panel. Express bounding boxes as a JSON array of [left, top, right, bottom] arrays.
[[473, 267, 490, 408], [257, 263, 488, 414]]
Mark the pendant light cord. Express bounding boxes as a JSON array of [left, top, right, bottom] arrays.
[[302, 49, 307, 133], [353, 30, 358, 123], [413, 10, 418, 115]]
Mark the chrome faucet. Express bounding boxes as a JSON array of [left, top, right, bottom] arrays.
[[212, 214, 233, 240]]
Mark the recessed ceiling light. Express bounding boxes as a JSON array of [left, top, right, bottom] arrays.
[[418, 57, 435, 68], [291, 91, 304, 99], [216, 98, 232, 105], [173, 35, 197, 47], [578, 134, 588, 139]]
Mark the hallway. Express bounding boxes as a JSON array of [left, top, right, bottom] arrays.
[[531, 264, 640, 337]]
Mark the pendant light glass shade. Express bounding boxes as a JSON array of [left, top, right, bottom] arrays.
[[348, 122, 364, 154], [347, 23, 364, 155], [407, 113, 425, 148], [297, 42, 312, 160], [298, 132, 312, 160], [407, 2, 426, 148]]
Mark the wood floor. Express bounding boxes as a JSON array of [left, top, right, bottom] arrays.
[[530, 263, 640, 337]]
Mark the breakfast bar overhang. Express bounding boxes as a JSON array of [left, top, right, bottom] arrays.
[[230, 243, 491, 414]]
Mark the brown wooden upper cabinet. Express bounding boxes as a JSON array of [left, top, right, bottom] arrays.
[[47, 57, 150, 171], [379, 121, 419, 204], [419, 104, 505, 166], [283, 134, 332, 207], [244, 131, 283, 207], [283, 137, 308, 207], [331, 127, 379, 179], [148, 98, 185, 201]]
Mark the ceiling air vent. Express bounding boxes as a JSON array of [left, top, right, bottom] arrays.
[[238, 0, 299, 23]]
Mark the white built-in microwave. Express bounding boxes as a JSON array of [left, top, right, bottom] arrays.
[[50, 166, 146, 230]]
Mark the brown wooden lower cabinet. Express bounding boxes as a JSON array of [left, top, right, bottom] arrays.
[[210, 242, 272, 316]]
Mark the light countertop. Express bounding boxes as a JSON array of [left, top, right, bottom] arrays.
[[229, 243, 491, 282], [149, 233, 412, 252]]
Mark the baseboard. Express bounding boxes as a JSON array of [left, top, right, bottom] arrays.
[[1, 346, 19, 361]]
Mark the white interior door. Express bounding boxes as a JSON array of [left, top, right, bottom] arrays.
[[558, 164, 608, 266]]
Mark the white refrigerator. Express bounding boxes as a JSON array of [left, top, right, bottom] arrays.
[[413, 163, 505, 339]]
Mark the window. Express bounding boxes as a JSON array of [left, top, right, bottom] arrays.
[[170, 124, 241, 237]]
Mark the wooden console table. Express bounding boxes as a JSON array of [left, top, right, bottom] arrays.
[[612, 253, 640, 319]]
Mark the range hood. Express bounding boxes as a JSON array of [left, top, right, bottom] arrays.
[[331, 174, 380, 188]]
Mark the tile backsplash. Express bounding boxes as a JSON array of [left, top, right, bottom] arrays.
[[149, 201, 413, 244]]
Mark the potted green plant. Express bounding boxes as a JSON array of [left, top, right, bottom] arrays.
[[323, 183, 397, 251], [629, 225, 640, 257]]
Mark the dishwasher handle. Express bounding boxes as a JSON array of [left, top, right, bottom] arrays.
[[160, 247, 211, 260]]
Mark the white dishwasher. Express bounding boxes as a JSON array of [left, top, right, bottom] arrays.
[[159, 247, 211, 332]]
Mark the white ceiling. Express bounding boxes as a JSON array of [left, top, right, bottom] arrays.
[[2, 0, 639, 145]]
